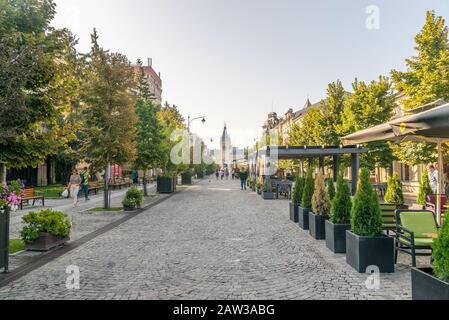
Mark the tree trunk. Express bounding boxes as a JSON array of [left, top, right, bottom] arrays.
[[0, 164, 6, 185], [104, 163, 111, 209], [143, 171, 148, 197]]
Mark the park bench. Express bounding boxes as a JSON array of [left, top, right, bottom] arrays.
[[109, 178, 127, 190], [20, 188, 45, 210], [88, 181, 100, 195], [395, 210, 438, 267]]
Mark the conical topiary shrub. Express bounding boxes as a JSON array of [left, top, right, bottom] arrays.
[[351, 168, 383, 237], [417, 170, 433, 206], [327, 178, 336, 202], [330, 168, 352, 224], [432, 213, 449, 282], [384, 172, 404, 205], [301, 167, 315, 209], [312, 173, 331, 216], [292, 176, 304, 206]]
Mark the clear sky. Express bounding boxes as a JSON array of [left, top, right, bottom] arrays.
[[52, 0, 449, 149]]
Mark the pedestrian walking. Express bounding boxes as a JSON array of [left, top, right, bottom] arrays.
[[220, 168, 225, 180], [239, 170, 249, 191], [131, 169, 139, 186], [79, 167, 91, 201], [215, 169, 219, 180], [225, 169, 230, 180], [68, 169, 81, 207]]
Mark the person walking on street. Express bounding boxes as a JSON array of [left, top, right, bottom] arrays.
[[215, 169, 219, 180], [68, 169, 81, 207], [131, 169, 139, 186], [220, 168, 225, 180], [79, 167, 91, 201], [225, 168, 230, 180], [239, 170, 249, 191]]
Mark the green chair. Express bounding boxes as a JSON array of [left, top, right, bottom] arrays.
[[380, 204, 408, 235], [395, 210, 439, 267]]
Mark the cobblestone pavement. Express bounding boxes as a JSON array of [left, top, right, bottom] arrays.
[[0, 178, 418, 300]]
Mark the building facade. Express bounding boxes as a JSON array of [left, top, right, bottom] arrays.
[[133, 58, 163, 105]]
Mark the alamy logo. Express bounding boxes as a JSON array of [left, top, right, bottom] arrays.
[[365, 265, 380, 290], [366, 5, 380, 30], [66, 265, 80, 290]]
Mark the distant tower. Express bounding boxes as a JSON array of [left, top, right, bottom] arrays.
[[221, 124, 231, 167]]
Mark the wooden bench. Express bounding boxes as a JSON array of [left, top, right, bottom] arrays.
[[88, 181, 100, 195], [109, 178, 126, 190], [20, 188, 45, 210]]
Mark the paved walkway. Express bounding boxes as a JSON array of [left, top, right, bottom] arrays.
[[0, 179, 414, 300]]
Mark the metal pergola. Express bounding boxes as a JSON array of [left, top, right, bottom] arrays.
[[248, 145, 368, 195]]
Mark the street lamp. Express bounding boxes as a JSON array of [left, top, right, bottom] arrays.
[[188, 115, 206, 133]]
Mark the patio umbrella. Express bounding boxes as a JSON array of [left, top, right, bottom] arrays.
[[342, 101, 449, 225]]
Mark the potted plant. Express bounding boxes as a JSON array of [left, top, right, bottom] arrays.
[[298, 167, 314, 230], [346, 168, 395, 273], [384, 172, 405, 206], [261, 181, 276, 200], [325, 168, 352, 253], [20, 209, 71, 251], [0, 181, 23, 271], [412, 215, 449, 300], [290, 176, 304, 223], [157, 174, 176, 193], [256, 178, 263, 195], [309, 172, 331, 240], [417, 170, 433, 209], [122, 187, 144, 211], [327, 178, 336, 202], [181, 171, 193, 185]]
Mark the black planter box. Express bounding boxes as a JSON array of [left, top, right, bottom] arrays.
[[346, 231, 395, 273], [181, 174, 192, 185], [412, 268, 449, 300], [157, 176, 176, 193], [325, 220, 351, 253], [261, 192, 275, 200], [290, 203, 299, 223], [309, 212, 328, 240], [298, 206, 310, 230], [26, 232, 69, 252], [0, 207, 10, 271]]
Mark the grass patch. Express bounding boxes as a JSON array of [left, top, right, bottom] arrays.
[[87, 207, 123, 213], [9, 239, 25, 254], [35, 185, 66, 199]]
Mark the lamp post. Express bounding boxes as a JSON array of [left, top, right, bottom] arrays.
[[187, 115, 206, 133]]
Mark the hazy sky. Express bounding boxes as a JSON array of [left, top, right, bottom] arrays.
[[52, 0, 449, 149]]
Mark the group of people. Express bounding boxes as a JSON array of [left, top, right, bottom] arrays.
[[68, 167, 91, 207], [215, 168, 231, 180], [214, 167, 249, 190]]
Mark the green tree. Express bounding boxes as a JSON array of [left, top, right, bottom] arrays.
[[0, 0, 78, 183], [312, 172, 331, 215], [330, 168, 352, 224], [391, 11, 449, 164], [432, 215, 449, 281], [80, 30, 137, 208], [134, 60, 165, 196], [351, 168, 383, 237], [292, 176, 304, 206], [301, 167, 315, 209], [384, 172, 404, 205], [340, 77, 396, 169], [417, 170, 433, 206]]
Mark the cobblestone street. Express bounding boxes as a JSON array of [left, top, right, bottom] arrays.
[[0, 178, 414, 300]]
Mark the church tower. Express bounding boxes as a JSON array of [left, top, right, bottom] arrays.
[[221, 124, 231, 167]]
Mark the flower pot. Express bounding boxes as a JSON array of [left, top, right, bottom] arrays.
[[181, 174, 192, 185], [261, 192, 275, 200], [157, 176, 175, 194], [25, 232, 69, 252], [290, 203, 299, 223], [0, 206, 10, 270], [325, 220, 351, 253], [309, 212, 328, 240], [411, 268, 449, 300], [298, 206, 310, 230], [345, 231, 395, 273]]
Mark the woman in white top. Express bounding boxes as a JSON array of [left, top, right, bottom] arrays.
[[68, 169, 81, 207]]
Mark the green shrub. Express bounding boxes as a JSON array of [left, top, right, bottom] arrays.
[[301, 168, 315, 209], [351, 168, 383, 237], [312, 172, 331, 215], [291, 176, 304, 206], [432, 213, 449, 282], [20, 209, 72, 244], [122, 187, 144, 209], [384, 172, 404, 205], [327, 178, 336, 201], [330, 168, 352, 224], [417, 170, 433, 206]]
